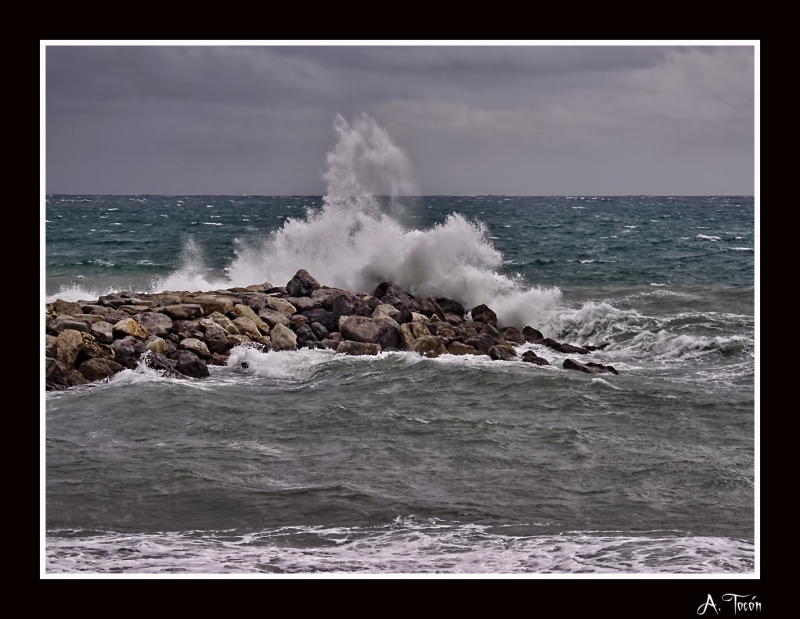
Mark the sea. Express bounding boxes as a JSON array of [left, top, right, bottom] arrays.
[[43, 120, 756, 576]]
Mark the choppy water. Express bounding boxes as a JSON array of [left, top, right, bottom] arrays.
[[44, 115, 755, 575]]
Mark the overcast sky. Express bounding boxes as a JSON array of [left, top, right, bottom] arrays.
[[44, 43, 756, 196]]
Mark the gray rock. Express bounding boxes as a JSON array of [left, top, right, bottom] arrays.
[[336, 340, 381, 356], [135, 312, 174, 337], [270, 323, 297, 351], [340, 316, 402, 349], [48, 315, 91, 335], [174, 351, 210, 378], [470, 304, 498, 326], [78, 358, 125, 382], [286, 269, 321, 297]]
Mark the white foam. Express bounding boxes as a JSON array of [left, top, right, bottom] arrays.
[[696, 234, 721, 241]]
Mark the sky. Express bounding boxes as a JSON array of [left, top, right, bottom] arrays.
[[43, 43, 757, 196]]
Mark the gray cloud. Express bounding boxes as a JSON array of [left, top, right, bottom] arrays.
[[45, 44, 755, 195]]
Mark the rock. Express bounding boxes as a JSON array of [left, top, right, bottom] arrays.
[[110, 336, 147, 369], [560, 343, 591, 355], [180, 338, 211, 359], [142, 352, 184, 378], [336, 340, 381, 356], [295, 324, 318, 348], [289, 315, 309, 331], [48, 315, 91, 335], [145, 336, 171, 355], [321, 332, 343, 349], [112, 317, 149, 340], [226, 334, 254, 348], [521, 326, 545, 343], [206, 311, 240, 335], [521, 350, 549, 365], [444, 313, 464, 326], [233, 304, 271, 334], [419, 297, 446, 321], [78, 332, 115, 363], [409, 335, 448, 358], [65, 369, 89, 387], [465, 334, 502, 354], [238, 292, 270, 313], [210, 353, 230, 366], [340, 316, 402, 349], [283, 296, 317, 312], [56, 329, 84, 369], [174, 350, 210, 378], [52, 299, 84, 316], [45, 334, 58, 358], [399, 320, 431, 349], [309, 287, 349, 311], [192, 295, 235, 316], [78, 358, 125, 382], [286, 269, 321, 297], [90, 321, 114, 344], [120, 305, 152, 316], [331, 294, 371, 319], [310, 321, 329, 341], [135, 312, 174, 337], [258, 308, 291, 328], [161, 304, 204, 320], [563, 358, 618, 375], [447, 341, 483, 356], [202, 323, 229, 354], [470, 304, 498, 326], [488, 344, 517, 361], [501, 327, 527, 345], [270, 323, 297, 351], [86, 306, 130, 324], [46, 358, 69, 390], [232, 316, 262, 339], [436, 297, 465, 317], [268, 297, 297, 315], [300, 308, 338, 333], [373, 304, 400, 320]]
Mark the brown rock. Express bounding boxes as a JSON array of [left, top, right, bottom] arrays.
[[56, 329, 84, 369], [113, 318, 149, 340], [78, 358, 125, 382]]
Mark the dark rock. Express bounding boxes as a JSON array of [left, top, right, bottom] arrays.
[[521, 326, 545, 343], [340, 316, 402, 350], [470, 304, 497, 326], [239, 292, 269, 313], [284, 296, 317, 312], [379, 284, 420, 313], [409, 335, 448, 358], [501, 327, 527, 345], [78, 358, 125, 382], [310, 321, 329, 341], [134, 312, 173, 338], [465, 334, 501, 354], [286, 269, 321, 297], [331, 294, 371, 319], [202, 323, 229, 354], [419, 297, 446, 321], [560, 343, 591, 355], [110, 336, 147, 369], [436, 297, 465, 317], [447, 341, 482, 356], [521, 350, 549, 365], [488, 345, 517, 361], [46, 358, 69, 390], [295, 324, 319, 348], [174, 350, 210, 378], [300, 308, 338, 334], [563, 358, 618, 375]]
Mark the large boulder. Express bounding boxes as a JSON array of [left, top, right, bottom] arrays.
[[270, 323, 297, 351], [521, 326, 545, 343], [501, 327, 526, 345], [563, 358, 619, 375], [206, 311, 240, 335], [56, 329, 84, 369], [174, 351, 210, 378], [436, 297, 465, 317], [399, 321, 431, 349], [470, 304, 498, 326], [295, 324, 319, 348], [258, 308, 291, 328], [48, 316, 91, 335], [447, 341, 483, 356], [300, 308, 338, 334], [340, 316, 402, 350], [232, 316, 262, 339], [180, 338, 211, 360], [336, 340, 381, 356], [419, 297, 446, 321], [409, 335, 448, 358], [161, 304, 204, 320], [78, 332, 115, 363], [521, 350, 549, 365], [201, 322, 229, 354], [52, 299, 84, 316], [113, 317, 149, 340], [488, 345, 517, 361], [110, 336, 147, 369], [286, 269, 321, 297], [192, 295, 235, 316], [78, 358, 125, 382], [267, 297, 297, 315], [90, 321, 114, 344], [135, 312, 174, 337], [233, 304, 271, 335]]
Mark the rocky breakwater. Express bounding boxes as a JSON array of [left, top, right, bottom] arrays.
[[45, 268, 617, 390]]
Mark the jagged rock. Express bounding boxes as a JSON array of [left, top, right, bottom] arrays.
[[295, 323, 318, 348], [142, 351, 183, 377], [419, 297, 446, 321], [289, 315, 309, 331], [270, 323, 297, 351], [563, 358, 619, 375], [409, 335, 448, 358], [309, 287, 349, 311], [321, 332, 343, 349], [145, 336, 171, 355], [78, 358, 125, 381], [560, 343, 591, 354], [336, 340, 381, 356], [286, 269, 321, 297], [340, 316, 402, 349], [258, 308, 291, 328], [161, 304, 204, 320], [268, 297, 297, 315], [170, 319, 203, 341], [447, 341, 483, 356], [110, 336, 147, 369], [300, 308, 338, 333], [56, 329, 84, 369], [135, 312, 174, 337], [52, 299, 84, 316], [46, 358, 69, 390], [488, 344, 517, 361], [206, 311, 240, 335], [65, 369, 89, 387], [331, 294, 369, 320], [174, 350, 210, 378], [201, 323, 229, 354], [78, 332, 115, 363], [521, 350, 549, 365], [46, 334, 58, 358], [436, 297, 466, 317], [521, 326, 545, 343], [49, 315, 91, 335], [233, 304, 271, 334], [501, 327, 527, 345], [90, 321, 114, 344], [310, 322, 329, 341], [465, 334, 502, 354], [238, 292, 270, 313], [399, 320, 431, 349], [283, 296, 317, 312], [444, 313, 464, 326], [232, 316, 262, 339], [112, 317, 149, 340], [180, 338, 211, 359], [373, 304, 400, 320], [470, 304, 498, 326]]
